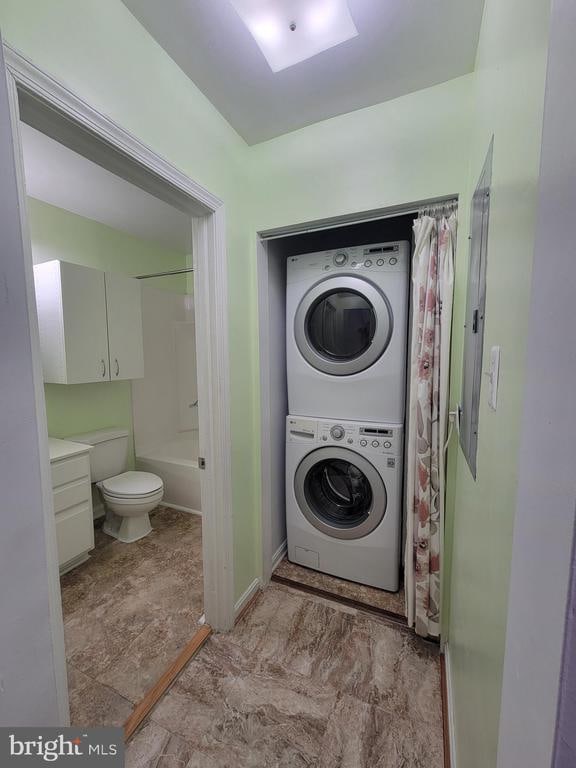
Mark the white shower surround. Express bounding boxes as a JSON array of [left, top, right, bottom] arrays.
[[131, 285, 201, 513]]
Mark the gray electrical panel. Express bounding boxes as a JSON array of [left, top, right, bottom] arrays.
[[460, 140, 493, 478]]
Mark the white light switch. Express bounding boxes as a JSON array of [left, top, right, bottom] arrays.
[[488, 346, 501, 410]]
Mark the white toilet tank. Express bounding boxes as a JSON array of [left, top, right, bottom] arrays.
[[68, 427, 130, 482]]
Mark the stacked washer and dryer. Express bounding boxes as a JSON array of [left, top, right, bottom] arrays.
[[285, 241, 409, 591]]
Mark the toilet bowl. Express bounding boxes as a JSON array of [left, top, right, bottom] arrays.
[[68, 428, 165, 544], [98, 471, 164, 543]]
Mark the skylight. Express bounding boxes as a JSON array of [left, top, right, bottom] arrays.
[[229, 0, 358, 72]]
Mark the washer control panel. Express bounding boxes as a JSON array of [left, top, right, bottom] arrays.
[[287, 240, 410, 281], [287, 417, 402, 456]]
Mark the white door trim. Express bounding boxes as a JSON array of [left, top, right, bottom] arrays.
[[256, 237, 275, 585], [191, 208, 235, 630], [3, 43, 235, 722], [3, 51, 70, 727], [442, 645, 458, 768]]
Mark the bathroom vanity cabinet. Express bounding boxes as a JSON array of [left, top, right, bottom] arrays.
[[48, 438, 95, 573], [33, 260, 144, 383]]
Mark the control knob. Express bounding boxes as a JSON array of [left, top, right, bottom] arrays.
[[333, 252, 348, 266], [330, 425, 345, 440]]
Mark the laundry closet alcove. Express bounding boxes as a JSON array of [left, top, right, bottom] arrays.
[[257, 198, 457, 638]]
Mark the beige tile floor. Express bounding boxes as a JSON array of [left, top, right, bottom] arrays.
[[60, 507, 204, 726], [127, 583, 443, 768], [274, 557, 406, 617]]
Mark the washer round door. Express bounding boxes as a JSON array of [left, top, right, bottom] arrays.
[[294, 447, 387, 540], [294, 275, 393, 376]]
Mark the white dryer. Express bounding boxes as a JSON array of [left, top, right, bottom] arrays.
[[286, 241, 410, 423], [286, 416, 403, 591]]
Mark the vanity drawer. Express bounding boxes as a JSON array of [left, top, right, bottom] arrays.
[[55, 503, 94, 567], [51, 454, 90, 489], [53, 478, 91, 514]]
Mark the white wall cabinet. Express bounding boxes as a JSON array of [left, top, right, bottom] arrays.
[[105, 271, 144, 381], [34, 260, 144, 383]]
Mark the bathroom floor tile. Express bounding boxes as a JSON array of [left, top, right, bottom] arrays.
[[68, 666, 133, 728], [61, 508, 203, 726], [97, 608, 203, 703], [64, 581, 165, 676]]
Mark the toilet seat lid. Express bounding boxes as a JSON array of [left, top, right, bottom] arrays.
[[101, 471, 163, 497]]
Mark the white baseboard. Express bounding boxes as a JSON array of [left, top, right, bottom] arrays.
[[443, 643, 457, 768], [271, 539, 287, 573], [234, 577, 261, 620], [162, 502, 202, 516]]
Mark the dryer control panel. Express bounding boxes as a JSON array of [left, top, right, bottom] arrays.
[[287, 417, 403, 456], [287, 240, 410, 282]]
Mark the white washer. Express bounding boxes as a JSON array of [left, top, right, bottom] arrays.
[[286, 416, 403, 591], [287, 241, 410, 422]]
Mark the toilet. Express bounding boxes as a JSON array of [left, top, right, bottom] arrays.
[[69, 428, 164, 543]]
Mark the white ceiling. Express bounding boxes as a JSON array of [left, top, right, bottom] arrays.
[[20, 123, 192, 252], [121, 0, 485, 144]]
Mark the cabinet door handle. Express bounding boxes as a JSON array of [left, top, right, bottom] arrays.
[[101, 359, 106, 378], [115, 358, 119, 377]]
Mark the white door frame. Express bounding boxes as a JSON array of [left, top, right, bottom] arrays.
[[3, 43, 235, 723]]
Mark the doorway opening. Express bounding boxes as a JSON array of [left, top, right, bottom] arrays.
[[3, 45, 234, 727]]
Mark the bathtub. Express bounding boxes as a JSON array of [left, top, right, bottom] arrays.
[[135, 431, 201, 514]]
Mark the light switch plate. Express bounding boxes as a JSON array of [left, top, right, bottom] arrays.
[[488, 346, 500, 410]]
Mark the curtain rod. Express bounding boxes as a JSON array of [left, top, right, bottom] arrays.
[[135, 267, 194, 279], [418, 198, 458, 217], [259, 195, 459, 240]]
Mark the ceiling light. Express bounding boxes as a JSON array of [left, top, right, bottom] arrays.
[[229, 0, 358, 72]]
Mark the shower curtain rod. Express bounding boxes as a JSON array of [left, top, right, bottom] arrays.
[[418, 198, 458, 217], [135, 267, 194, 279]]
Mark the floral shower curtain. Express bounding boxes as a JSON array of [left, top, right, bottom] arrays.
[[405, 210, 456, 638]]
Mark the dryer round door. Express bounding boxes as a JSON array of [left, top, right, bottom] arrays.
[[294, 275, 393, 376], [294, 447, 387, 540]]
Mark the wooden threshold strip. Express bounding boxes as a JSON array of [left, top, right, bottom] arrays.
[[440, 653, 451, 768], [124, 624, 212, 742], [271, 573, 408, 626]]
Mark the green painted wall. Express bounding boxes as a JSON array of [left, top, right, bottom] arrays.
[[0, 0, 259, 600], [445, 0, 551, 765], [28, 197, 188, 467], [1, 16, 554, 758], [29, 197, 189, 291], [250, 75, 473, 230]]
